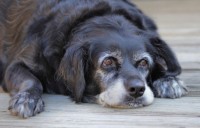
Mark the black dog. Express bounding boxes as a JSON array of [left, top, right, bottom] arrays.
[[0, 0, 188, 118]]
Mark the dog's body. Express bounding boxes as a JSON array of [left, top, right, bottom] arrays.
[[0, 0, 188, 118]]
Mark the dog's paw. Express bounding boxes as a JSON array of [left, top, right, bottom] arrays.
[[152, 77, 188, 98], [8, 92, 44, 118]]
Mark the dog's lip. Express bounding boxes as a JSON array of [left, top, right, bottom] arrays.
[[123, 97, 144, 108], [124, 100, 144, 108], [99, 97, 144, 109], [104, 101, 144, 109]]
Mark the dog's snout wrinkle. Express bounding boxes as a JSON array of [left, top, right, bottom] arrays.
[[126, 79, 145, 98]]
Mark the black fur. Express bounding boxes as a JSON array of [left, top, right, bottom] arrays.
[[0, 0, 187, 118]]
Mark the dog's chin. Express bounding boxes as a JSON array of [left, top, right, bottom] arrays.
[[97, 96, 152, 109], [100, 100, 144, 109]]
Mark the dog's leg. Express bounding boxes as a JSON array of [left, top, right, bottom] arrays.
[[149, 38, 188, 98], [5, 63, 44, 118], [150, 63, 188, 98], [152, 76, 188, 98]]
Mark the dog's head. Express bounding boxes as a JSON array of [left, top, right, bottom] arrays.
[[86, 31, 155, 108], [58, 13, 180, 108]]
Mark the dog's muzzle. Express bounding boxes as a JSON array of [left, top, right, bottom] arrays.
[[97, 78, 154, 108]]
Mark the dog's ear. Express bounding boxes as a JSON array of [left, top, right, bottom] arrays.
[[149, 37, 181, 77], [58, 44, 87, 103]]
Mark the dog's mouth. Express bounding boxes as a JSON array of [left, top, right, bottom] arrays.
[[97, 95, 145, 109], [108, 102, 144, 109], [123, 96, 144, 108]]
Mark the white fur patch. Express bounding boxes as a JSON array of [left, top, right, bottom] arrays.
[[140, 83, 154, 106], [98, 79, 127, 106]]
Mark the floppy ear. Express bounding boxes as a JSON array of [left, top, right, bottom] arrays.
[[58, 44, 87, 103], [149, 37, 181, 77], [147, 38, 188, 98]]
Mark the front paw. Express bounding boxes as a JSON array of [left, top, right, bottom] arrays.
[[152, 77, 188, 98], [8, 92, 44, 118]]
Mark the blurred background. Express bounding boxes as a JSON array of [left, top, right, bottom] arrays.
[[133, 0, 200, 71], [133, 0, 200, 97]]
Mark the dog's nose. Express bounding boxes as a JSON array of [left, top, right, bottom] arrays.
[[127, 79, 145, 98]]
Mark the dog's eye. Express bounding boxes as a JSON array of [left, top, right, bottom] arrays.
[[138, 59, 148, 68], [102, 58, 113, 66]]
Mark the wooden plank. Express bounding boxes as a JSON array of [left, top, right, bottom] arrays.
[[180, 71, 200, 97], [133, 0, 200, 18], [171, 47, 200, 53], [177, 53, 200, 63], [0, 93, 200, 128]]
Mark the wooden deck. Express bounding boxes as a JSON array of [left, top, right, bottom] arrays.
[[0, 0, 200, 127]]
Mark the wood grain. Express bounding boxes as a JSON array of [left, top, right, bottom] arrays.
[[0, 93, 200, 128], [0, 0, 200, 127]]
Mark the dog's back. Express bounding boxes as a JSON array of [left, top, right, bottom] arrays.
[[0, 1, 37, 87], [0, 0, 14, 86], [0, 0, 37, 54]]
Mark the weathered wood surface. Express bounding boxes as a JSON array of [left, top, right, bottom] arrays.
[[0, 0, 200, 128]]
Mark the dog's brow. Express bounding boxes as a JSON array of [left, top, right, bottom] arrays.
[[98, 51, 123, 64], [133, 52, 153, 65]]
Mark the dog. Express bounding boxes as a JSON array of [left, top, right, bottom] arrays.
[[0, 0, 188, 118]]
